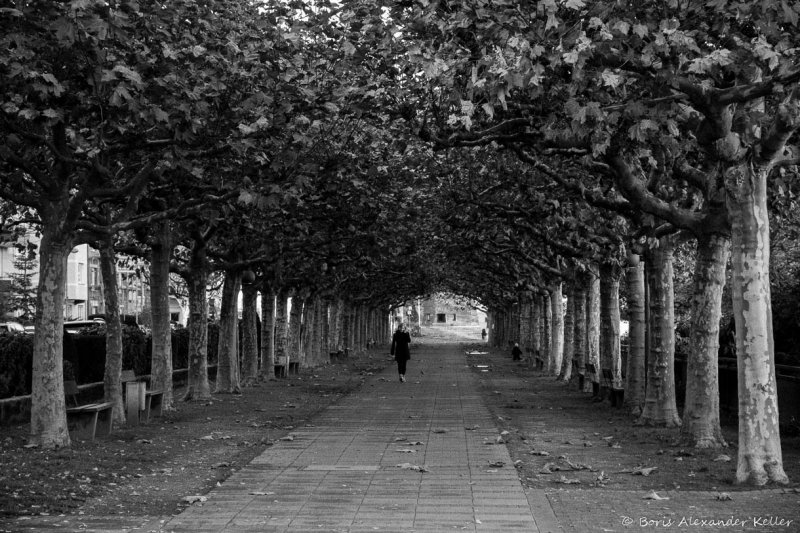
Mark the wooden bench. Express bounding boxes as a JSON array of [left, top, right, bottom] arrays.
[[143, 390, 163, 422], [66, 401, 114, 441], [288, 362, 300, 375]]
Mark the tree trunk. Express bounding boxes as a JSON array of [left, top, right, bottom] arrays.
[[729, 164, 788, 485], [638, 238, 681, 427], [549, 283, 564, 375], [215, 270, 241, 394], [624, 253, 646, 416], [274, 290, 289, 370], [149, 221, 173, 410], [573, 281, 587, 387], [183, 246, 211, 401], [558, 285, 575, 382], [259, 289, 276, 380], [600, 263, 622, 390], [30, 224, 72, 448], [679, 233, 730, 448], [301, 297, 313, 366], [98, 237, 125, 425], [240, 281, 259, 385], [586, 270, 601, 390], [541, 291, 551, 370], [288, 295, 304, 366]]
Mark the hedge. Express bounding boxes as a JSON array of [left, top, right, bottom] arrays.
[[0, 323, 221, 399]]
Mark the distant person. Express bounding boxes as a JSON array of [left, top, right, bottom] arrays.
[[481, 328, 487, 341], [511, 342, 522, 361], [391, 323, 412, 382]]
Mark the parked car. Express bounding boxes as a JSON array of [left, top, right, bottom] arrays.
[[64, 318, 106, 335], [0, 321, 25, 334]]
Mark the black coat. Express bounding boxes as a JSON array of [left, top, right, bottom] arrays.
[[391, 330, 411, 361]]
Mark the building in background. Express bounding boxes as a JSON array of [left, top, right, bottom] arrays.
[[421, 293, 484, 326], [64, 245, 89, 320]]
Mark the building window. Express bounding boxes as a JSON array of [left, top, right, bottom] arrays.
[[77, 263, 84, 284], [436, 313, 446, 323], [452, 314, 457, 321], [91, 267, 99, 286]]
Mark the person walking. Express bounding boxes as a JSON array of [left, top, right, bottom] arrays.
[[391, 323, 412, 382]]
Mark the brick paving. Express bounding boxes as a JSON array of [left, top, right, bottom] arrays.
[[159, 343, 556, 532]]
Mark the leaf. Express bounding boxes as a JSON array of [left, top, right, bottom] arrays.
[[632, 466, 658, 476], [396, 463, 429, 472], [342, 41, 356, 56], [112, 65, 143, 87], [712, 454, 731, 462], [554, 475, 580, 484], [152, 106, 169, 123], [715, 492, 733, 501], [564, 0, 586, 10], [182, 495, 207, 504], [632, 23, 648, 38], [642, 490, 669, 500], [600, 69, 622, 88]]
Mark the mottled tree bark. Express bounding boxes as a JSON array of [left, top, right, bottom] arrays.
[[573, 281, 587, 388], [586, 270, 601, 391], [679, 234, 730, 448], [549, 283, 564, 375], [624, 253, 646, 416], [558, 285, 575, 382], [258, 289, 276, 380], [274, 290, 289, 371], [240, 282, 259, 385], [288, 294, 304, 365], [638, 238, 681, 427], [729, 163, 788, 484], [30, 225, 72, 448], [149, 221, 173, 410], [215, 271, 241, 394], [600, 263, 622, 389], [98, 237, 125, 424], [183, 241, 211, 402]]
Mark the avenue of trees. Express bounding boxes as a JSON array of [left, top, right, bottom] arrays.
[[1, 0, 799, 487]]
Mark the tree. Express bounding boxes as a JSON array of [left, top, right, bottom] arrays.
[[8, 240, 37, 323]]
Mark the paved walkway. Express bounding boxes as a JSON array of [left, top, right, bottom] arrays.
[[161, 344, 559, 532]]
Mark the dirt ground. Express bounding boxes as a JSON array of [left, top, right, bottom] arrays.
[[1, 328, 799, 531], [465, 346, 800, 493], [0, 351, 392, 527]]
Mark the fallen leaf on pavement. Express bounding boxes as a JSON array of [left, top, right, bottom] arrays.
[[715, 492, 733, 501], [396, 463, 429, 473], [553, 475, 580, 484], [642, 491, 669, 500], [182, 495, 207, 504], [632, 466, 658, 476]]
